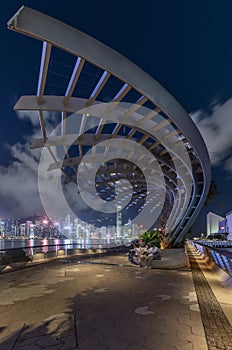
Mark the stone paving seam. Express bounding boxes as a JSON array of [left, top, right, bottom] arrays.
[[10, 323, 27, 350], [73, 313, 79, 349]]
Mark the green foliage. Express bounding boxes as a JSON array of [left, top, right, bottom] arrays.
[[140, 229, 161, 248]]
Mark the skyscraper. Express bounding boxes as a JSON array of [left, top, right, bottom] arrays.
[[116, 205, 122, 241]]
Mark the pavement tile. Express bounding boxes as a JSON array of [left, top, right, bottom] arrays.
[[162, 337, 193, 349], [1, 249, 231, 349], [189, 303, 200, 312], [12, 345, 40, 350], [149, 319, 167, 333], [143, 330, 163, 348], [176, 313, 192, 324], [189, 322, 206, 336], [144, 344, 176, 350], [185, 334, 209, 350], [0, 340, 16, 350], [14, 334, 43, 346], [78, 337, 108, 350], [117, 327, 146, 343], [176, 323, 193, 338], [107, 337, 130, 350], [174, 341, 194, 350]]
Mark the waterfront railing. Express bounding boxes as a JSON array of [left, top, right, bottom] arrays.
[[191, 240, 232, 277], [0, 239, 132, 270], [193, 240, 232, 248]]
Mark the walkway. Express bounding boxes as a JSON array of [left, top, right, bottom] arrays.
[[0, 245, 231, 349], [188, 244, 232, 349]]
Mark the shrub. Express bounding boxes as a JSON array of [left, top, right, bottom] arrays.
[[140, 230, 162, 248]]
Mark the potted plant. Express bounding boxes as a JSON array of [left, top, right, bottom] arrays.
[[140, 229, 162, 248]]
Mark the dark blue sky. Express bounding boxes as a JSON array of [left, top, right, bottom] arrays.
[[0, 1, 232, 232]]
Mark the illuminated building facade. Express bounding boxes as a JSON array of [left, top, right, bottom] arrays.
[[116, 205, 122, 240]]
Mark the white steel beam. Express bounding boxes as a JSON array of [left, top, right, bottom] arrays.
[[37, 41, 52, 104], [64, 57, 85, 106], [86, 71, 110, 107]]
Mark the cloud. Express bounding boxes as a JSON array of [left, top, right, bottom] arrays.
[[0, 111, 89, 219], [17, 110, 40, 127], [0, 139, 83, 219], [191, 98, 232, 169], [0, 140, 42, 218], [1, 99, 232, 219], [0, 111, 70, 218], [17, 110, 62, 136]]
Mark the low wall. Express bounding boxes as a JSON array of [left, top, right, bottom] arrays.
[[31, 253, 45, 261], [66, 248, 82, 256], [28, 247, 108, 264], [0, 245, 133, 273], [190, 242, 232, 288]]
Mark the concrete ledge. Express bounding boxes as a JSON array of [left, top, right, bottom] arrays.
[[151, 248, 188, 269], [57, 249, 66, 257], [67, 248, 82, 255], [9, 262, 28, 269], [31, 253, 45, 261], [46, 250, 57, 258], [211, 265, 232, 289], [0, 246, 131, 274]]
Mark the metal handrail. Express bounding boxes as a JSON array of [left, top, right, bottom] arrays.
[[0, 241, 129, 255], [191, 241, 232, 277], [0, 243, 107, 253]]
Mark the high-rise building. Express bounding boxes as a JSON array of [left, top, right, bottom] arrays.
[[20, 223, 26, 236], [26, 221, 33, 237], [207, 212, 224, 236], [116, 205, 122, 240], [0, 220, 5, 237]]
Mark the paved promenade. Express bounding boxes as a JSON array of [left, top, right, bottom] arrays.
[[0, 245, 231, 349]]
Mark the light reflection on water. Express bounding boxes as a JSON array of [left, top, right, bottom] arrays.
[[0, 237, 130, 253]]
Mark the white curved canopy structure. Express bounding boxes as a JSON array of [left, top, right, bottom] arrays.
[[8, 6, 211, 245]]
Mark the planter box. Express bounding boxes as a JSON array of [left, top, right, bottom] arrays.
[[151, 248, 187, 269]]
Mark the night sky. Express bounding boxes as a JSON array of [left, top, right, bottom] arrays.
[[0, 1, 232, 233]]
